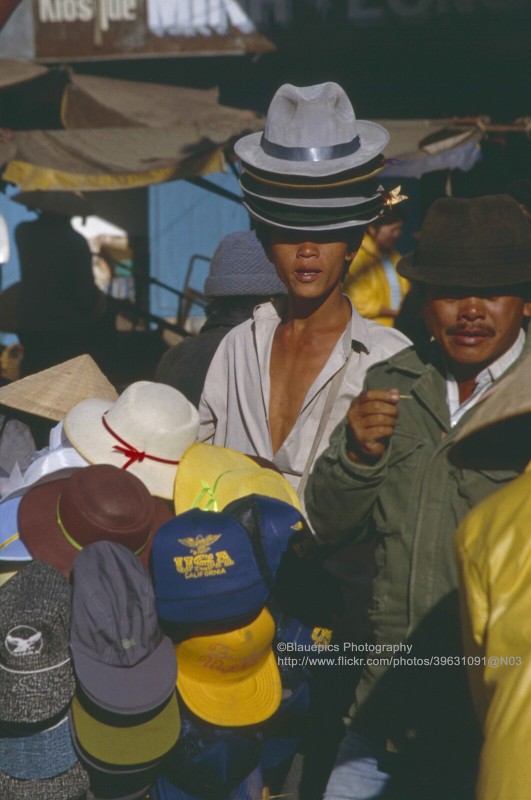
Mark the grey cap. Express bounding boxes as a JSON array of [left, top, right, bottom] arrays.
[[70, 541, 177, 715], [204, 231, 287, 297], [0, 561, 75, 724]]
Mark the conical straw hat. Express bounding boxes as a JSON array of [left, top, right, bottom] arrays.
[[0, 355, 117, 421]]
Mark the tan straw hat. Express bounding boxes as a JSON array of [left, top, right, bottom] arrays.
[[0, 355, 117, 421], [64, 381, 199, 499]]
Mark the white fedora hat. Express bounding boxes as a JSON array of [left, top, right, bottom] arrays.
[[64, 382, 199, 499], [235, 82, 389, 178]]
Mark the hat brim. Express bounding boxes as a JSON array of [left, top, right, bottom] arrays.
[[70, 691, 180, 767], [18, 476, 172, 578], [0, 498, 31, 561], [243, 159, 386, 189], [235, 122, 389, 177], [72, 635, 177, 716], [177, 648, 281, 727], [242, 185, 383, 211], [0, 715, 77, 780], [243, 199, 381, 231], [0, 762, 89, 800], [396, 252, 531, 286], [452, 352, 531, 444], [73, 738, 155, 800], [174, 443, 300, 515], [239, 169, 382, 203], [64, 398, 182, 500], [0, 354, 118, 422]]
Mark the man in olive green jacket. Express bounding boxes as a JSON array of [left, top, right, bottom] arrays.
[[305, 195, 531, 800]]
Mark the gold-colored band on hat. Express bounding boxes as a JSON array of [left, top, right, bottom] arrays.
[[242, 163, 386, 190]]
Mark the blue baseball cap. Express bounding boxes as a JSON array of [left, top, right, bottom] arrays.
[[260, 679, 310, 770], [151, 764, 264, 800], [223, 495, 307, 589], [157, 710, 263, 798], [0, 497, 31, 562], [151, 509, 269, 626], [0, 715, 78, 780]]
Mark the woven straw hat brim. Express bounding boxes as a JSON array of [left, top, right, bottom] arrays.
[[234, 121, 389, 177], [0, 355, 117, 422], [64, 398, 183, 500]]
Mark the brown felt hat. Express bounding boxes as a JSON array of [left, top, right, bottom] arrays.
[[397, 195, 531, 287], [18, 464, 172, 578]]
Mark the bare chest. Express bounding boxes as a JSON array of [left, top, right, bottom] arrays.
[[268, 327, 341, 455]]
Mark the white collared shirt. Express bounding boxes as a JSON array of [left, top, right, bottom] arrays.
[[198, 298, 410, 500], [446, 328, 526, 427]]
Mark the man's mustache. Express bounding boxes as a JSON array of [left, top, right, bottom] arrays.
[[446, 324, 495, 337]]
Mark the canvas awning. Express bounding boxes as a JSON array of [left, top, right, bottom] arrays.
[[1, 71, 263, 191]]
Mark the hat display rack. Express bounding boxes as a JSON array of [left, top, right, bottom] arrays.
[[0, 372, 333, 800]]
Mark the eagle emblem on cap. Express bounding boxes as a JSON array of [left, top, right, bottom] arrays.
[[5, 626, 43, 656], [178, 534, 222, 556]]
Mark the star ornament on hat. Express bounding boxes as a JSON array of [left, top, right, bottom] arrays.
[[64, 381, 200, 499], [17, 464, 172, 577], [176, 607, 282, 727]]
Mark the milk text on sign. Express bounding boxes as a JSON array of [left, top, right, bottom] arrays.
[[38, 0, 138, 29]]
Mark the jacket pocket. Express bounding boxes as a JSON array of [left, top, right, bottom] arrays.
[[373, 430, 425, 536]]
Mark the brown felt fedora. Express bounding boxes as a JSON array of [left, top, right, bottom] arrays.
[[18, 464, 173, 577], [397, 195, 531, 287]]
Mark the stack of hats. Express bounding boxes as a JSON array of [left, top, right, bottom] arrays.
[[173, 442, 300, 514], [69, 542, 181, 799], [234, 82, 392, 231], [0, 562, 90, 798], [0, 496, 31, 588]]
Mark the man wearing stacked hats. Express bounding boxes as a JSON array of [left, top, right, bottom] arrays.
[[198, 82, 410, 501], [305, 194, 531, 798]]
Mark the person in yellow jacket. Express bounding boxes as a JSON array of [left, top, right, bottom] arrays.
[[343, 205, 409, 326], [452, 350, 531, 800]]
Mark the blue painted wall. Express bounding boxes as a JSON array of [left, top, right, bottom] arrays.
[[148, 168, 250, 320], [0, 191, 37, 345]]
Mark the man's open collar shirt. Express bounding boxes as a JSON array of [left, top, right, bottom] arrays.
[[198, 297, 410, 501]]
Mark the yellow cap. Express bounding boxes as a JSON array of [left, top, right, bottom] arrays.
[[173, 442, 301, 514], [176, 607, 281, 727]]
